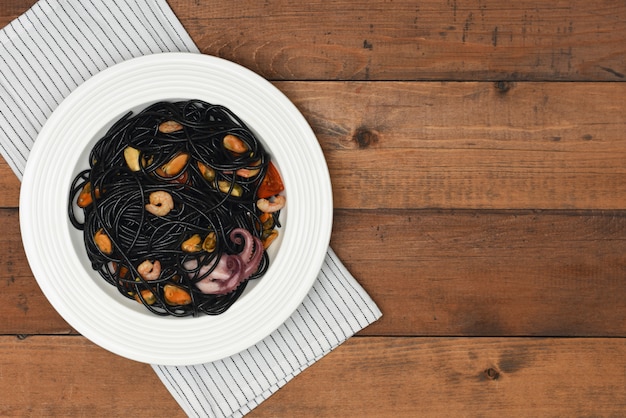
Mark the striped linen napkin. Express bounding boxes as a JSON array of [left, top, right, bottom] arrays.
[[0, 1, 382, 417]]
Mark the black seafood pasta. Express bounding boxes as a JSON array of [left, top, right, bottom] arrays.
[[68, 100, 285, 317]]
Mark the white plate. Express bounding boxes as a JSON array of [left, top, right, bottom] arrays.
[[20, 53, 333, 366]]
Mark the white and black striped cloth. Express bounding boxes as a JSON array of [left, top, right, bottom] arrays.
[[156, 249, 381, 417], [0, 1, 382, 417]]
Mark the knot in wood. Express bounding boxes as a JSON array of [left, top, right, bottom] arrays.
[[352, 127, 379, 149], [494, 81, 513, 93], [484, 367, 500, 380]]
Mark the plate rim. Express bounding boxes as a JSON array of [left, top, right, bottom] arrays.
[[19, 52, 333, 365]]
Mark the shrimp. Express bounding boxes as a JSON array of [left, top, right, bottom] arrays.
[[256, 195, 286, 213], [145, 191, 174, 216], [137, 260, 161, 281]]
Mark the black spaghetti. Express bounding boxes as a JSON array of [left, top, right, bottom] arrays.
[[68, 100, 285, 317]]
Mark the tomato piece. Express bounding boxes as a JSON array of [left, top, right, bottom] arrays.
[[257, 162, 285, 198], [171, 170, 189, 185]]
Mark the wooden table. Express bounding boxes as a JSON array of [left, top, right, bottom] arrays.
[[2, 1, 625, 416]]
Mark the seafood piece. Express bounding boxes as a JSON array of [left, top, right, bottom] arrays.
[[256, 195, 286, 213], [184, 228, 263, 295], [145, 191, 174, 216], [137, 260, 161, 281], [158, 120, 183, 133]]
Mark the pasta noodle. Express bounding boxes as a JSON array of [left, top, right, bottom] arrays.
[[68, 100, 283, 317]]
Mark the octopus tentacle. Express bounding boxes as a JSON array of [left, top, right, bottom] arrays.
[[189, 228, 264, 295], [242, 236, 263, 278]]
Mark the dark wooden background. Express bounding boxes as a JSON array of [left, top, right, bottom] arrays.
[[1, 1, 625, 416]]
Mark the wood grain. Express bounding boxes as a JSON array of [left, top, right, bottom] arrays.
[[2, 81, 625, 209], [2, 1, 625, 81], [251, 337, 626, 417], [0, 335, 185, 417], [0, 210, 73, 335], [285, 80, 626, 210], [332, 209, 626, 336], [1, 0, 626, 416], [2, 335, 625, 417], [166, 0, 626, 81], [0, 1, 32, 26]]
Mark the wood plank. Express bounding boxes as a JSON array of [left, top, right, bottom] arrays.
[[0, 161, 19, 208], [0, 210, 72, 334], [251, 337, 626, 417], [167, 0, 626, 81], [1, 81, 625, 210], [0, 335, 185, 417], [1, 1, 623, 416], [331, 209, 626, 337], [278, 81, 626, 210], [2, 335, 625, 417], [3, 208, 626, 336], [0, 1, 33, 28], [2, 1, 625, 82]]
